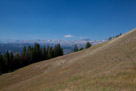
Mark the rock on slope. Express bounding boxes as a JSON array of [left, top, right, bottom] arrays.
[[0, 29, 136, 91]]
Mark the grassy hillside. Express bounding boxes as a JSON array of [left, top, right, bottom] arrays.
[[0, 29, 136, 91]]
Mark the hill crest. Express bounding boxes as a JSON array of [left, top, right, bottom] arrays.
[[0, 29, 136, 91]]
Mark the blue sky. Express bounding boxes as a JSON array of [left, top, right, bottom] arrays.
[[0, 0, 136, 40]]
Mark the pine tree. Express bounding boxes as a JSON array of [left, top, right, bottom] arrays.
[[42, 45, 47, 60], [3, 51, 10, 72], [53, 44, 63, 57], [58, 44, 63, 56], [9, 52, 14, 71], [14, 53, 20, 69], [85, 42, 92, 49], [46, 45, 50, 59], [0, 53, 3, 74], [108, 37, 112, 40], [33, 43, 41, 62], [54, 45, 58, 57], [48, 47, 53, 59], [60, 46, 63, 56], [74, 44, 78, 52], [26, 46, 33, 64], [21, 46, 27, 66], [22, 46, 26, 55]]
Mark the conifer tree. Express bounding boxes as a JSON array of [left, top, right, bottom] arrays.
[[85, 42, 92, 49], [33, 43, 41, 62], [21, 46, 27, 66], [58, 44, 63, 56], [42, 45, 47, 60], [26, 46, 33, 64], [108, 37, 112, 40], [14, 53, 20, 69], [0, 53, 3, 74], [22, 46, 26, 55], [48, 47, 53, 59], [3, 51, 10, 72], [54, 45, 58, 57], [60, 46, 63, 56], [46, 45, 50, 59], [74, 44, 78, 52], [9, 52, 14, 71]]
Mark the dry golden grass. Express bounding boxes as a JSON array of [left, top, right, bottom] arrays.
[[0, 29, 136, 91]]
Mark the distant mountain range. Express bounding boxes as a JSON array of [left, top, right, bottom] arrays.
[[0, 39, 106, 45], [0, 39, 107, 54]]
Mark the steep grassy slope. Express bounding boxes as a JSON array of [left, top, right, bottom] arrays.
[[0, 29, 136, 91]]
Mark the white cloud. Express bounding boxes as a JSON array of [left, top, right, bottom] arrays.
[[64, 35, 73, 38]]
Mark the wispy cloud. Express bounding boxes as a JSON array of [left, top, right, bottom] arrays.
[[64, 35, 73, 38]]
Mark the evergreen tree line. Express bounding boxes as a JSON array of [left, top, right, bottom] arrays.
[[74, 42, 92, 52], [0, 43, 63, 75]]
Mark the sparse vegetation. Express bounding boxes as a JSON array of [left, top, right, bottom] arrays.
[[108, 33, 122, 40], [74, 42, 92, 52]]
